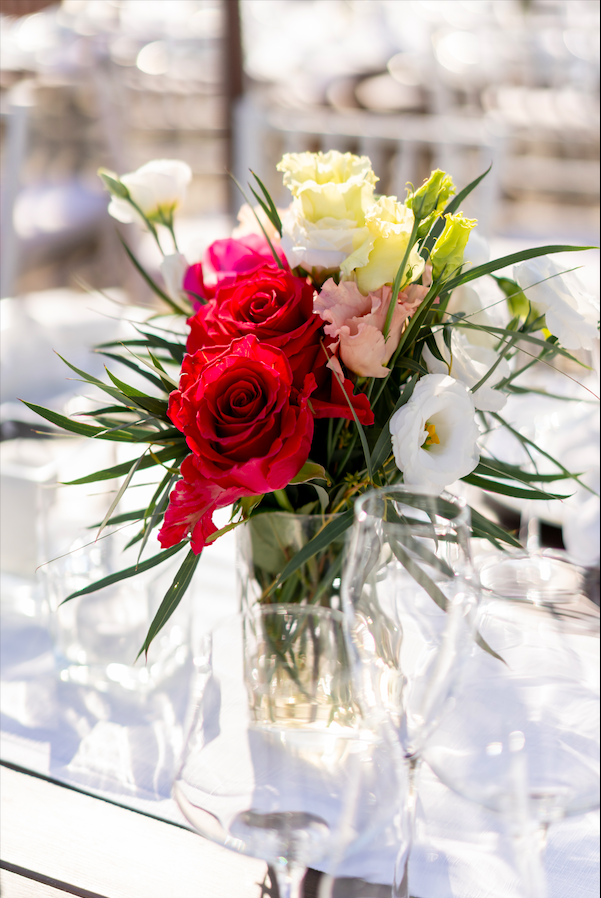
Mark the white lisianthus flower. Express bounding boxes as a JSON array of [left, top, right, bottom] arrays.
[[514, 256, 599, 351], [108, 160, 192, 225], [277, 150, 377, 272], [390, 374, 480, 491], [160, 253, 188, 304]]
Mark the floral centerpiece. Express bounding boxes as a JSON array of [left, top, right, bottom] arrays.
[[26, 152, 598, 657]]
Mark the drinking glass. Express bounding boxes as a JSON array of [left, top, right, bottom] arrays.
[[422, 599, 600, 898], [46, 532, 190, 692], [341, 485, 479, 897], [479, 549, 587, 606], [173, 604, 405, 898]]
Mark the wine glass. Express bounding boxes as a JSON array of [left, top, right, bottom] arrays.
[[173, 604, 406, 898], [341, 485, 479, 897], [422, 598, 600, 898]]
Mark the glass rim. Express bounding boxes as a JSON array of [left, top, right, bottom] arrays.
[[246, 603, 347, 624], [353, 485, 470, 530]]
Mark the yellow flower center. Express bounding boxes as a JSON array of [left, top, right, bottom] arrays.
[[422, 422, 440, 449]]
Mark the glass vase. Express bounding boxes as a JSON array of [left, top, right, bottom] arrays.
[[236, 512, 344, 614]]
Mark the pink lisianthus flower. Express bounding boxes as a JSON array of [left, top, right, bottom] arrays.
[[183, 234, 287, 307], [314, 276, 430, 378]]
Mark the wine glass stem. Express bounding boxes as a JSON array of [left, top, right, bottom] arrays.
[[393, 754, 422, 898], [274, 864, 305, 898], [512, 821, 549, 898]]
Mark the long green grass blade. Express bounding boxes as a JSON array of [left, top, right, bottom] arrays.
[[118, 235, 189, 314], [250, 170, 283, 236], [97, 451, 148, 540], [443, 245, 595, 294], [63, 444, 187, 484], [21, 401, 143, 442], [462, 473, 569, 501], [137, 548, 201, 659], [62, 542, 187, 603], [95, 351, 166, 392], [274, 511, 354, 590]]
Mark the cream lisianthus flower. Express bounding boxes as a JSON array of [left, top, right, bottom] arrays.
[[277, 151, 377, 271], [107, 160, 192, 225], [514, 256, 600, 351], [341, 196, 425, 295], [390, 374, 480, 491]]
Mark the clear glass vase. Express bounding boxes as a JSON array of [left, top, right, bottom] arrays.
[[236, 512, 345, 614]]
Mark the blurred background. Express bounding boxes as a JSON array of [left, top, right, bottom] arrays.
[[0, 0, 598, 301]]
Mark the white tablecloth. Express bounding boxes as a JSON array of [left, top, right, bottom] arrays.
[[2, 535, 599, 898]]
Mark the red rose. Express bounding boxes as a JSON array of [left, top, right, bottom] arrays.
[[158, 335, 316, 553], [187, 265, 374, 426], [183, 234, 286, 305], [187, 265, 322, 377]]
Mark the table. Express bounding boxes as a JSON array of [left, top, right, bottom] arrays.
[[2, 535, 599, 898]]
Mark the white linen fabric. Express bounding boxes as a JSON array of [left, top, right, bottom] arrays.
[[1, 537, 599, 898]]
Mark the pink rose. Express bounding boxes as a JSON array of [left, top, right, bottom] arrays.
[[183, 234, 287, 305], [314, 277, 429, 378]]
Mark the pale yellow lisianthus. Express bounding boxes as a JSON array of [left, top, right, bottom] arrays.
[[277, 151, 377, 224], [277, 151, 378, 271], [340, 196, 425, 295]]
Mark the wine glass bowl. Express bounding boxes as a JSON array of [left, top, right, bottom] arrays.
[[422, 600, 600, 897], [342, 485, 478, 758]]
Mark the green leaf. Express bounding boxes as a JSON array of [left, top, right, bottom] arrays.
[[239, 495, 264, 516], [468, 506, 523, 549], [491, 412, 597, 496], [388, 536, 448, 612], [118, 235, 189, 314], [63, 444, 187, 484], [290, 462, 329, 485], [274, 511, 354, 591], [474, 459, 577, 484], [274, 489, 295, 512], [204, 518, 245, 544], [20, 401, 144, 443], [230, 172, 284, 270], [327, 353, 373, 480], [97, 451, 148, 540], [250, 170, 283, 236], [88, 509, 147, 528], [98, 168, 129, 198], [450, 320, 585, 364], [421, 163, 492, 257], [95, 351, 166, 392], [62, 542, 187, 603], [105, 369, 169, 418], [462, 473, 569, 501], [389, 533, 454, 579], [442, 245, 595, 294], [137, 548, 201, 659], [382, 216, 420, 340]]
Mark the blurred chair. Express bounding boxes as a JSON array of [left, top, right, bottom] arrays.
[[233, 92, 504, 235], [0, 76, 115, 299]]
